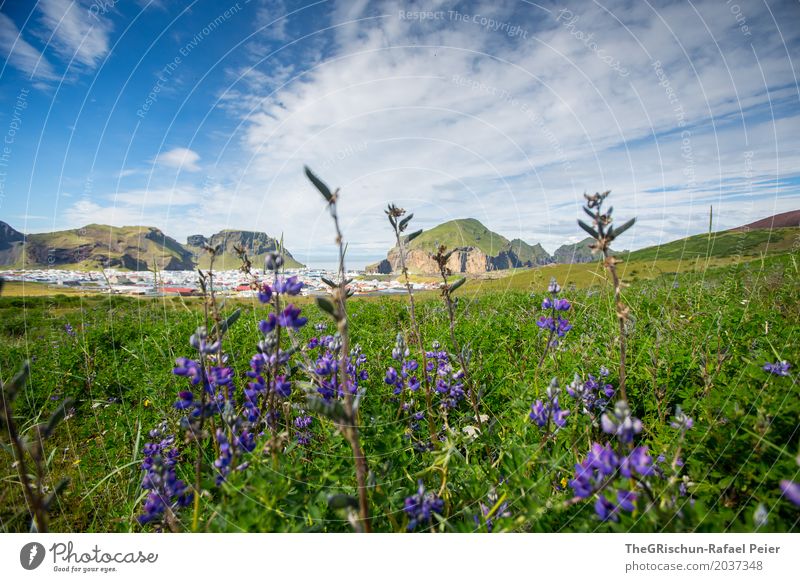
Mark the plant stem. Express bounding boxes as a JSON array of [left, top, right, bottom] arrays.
[[3, 405, 47, 532], [330, 198, 372, 533]]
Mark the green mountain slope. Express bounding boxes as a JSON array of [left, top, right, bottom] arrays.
[[187, 230, 304, 270], [625, 227, 798, 262], [407, 218, 510, 255]]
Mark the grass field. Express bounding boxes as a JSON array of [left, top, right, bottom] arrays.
[[1, 247, 798, 533]]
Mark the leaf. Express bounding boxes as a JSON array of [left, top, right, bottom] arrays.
[[613, 217, 636, 239], [449, 277, 466, 293], [1, 361, 30, 404], [320, 277, 337, 288], [406, 229, 423, 242], [212, 308, 241, 337], [305, 396, 349, 423], [327, 494, 359, 510], [44, 398, 75, 438], [316, 297, 337, 319], [399, 214, 414, 232], [582, 206, 596, 221], [577, 220, 600, 239], [304, 166, 333, 202]]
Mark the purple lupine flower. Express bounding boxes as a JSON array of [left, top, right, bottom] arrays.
[[274, 276, 303, 296], [670, 406, 694, 431], [763, 361, 791, 376], [567, 370, 613, 414], [257, 282, 273, 303], [64, 323, 76, 337], [475, 489, 511, 532], [570, 443, 619, 498], [404, 480, 444, 531], [273, 376, 291, 398], [173, 357, 203, 385], [277, 304, 307, 329], [529, 378, 569, 431], [259, 313, 278, 334], [594, 494, 619, 522], [601, 401, 643, 444], [779, 480, 800, 506], [616, 489, 637, 512], [189, 327, 221, 355], [619, 446, 655, 478], [175, 391, 194, 410], [138, 422, 192, 525], [294, 414, 313, 445]]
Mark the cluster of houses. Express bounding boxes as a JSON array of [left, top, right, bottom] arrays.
[[0, 268, 438, 297]]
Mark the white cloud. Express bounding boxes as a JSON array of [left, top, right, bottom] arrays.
[[0, 14, 58, 80], [154, 148, 202, 172], [37, 0, 112, 70], [200, 0, 800, 266], [53, 0, 800, 268]]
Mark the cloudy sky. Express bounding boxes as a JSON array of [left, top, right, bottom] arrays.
[[0, 0, 798, 268]]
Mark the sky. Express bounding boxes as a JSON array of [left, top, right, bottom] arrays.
[[0, 0, 798, 269]]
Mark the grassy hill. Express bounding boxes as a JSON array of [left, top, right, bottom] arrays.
[[625, 226, 798, 262], [13, 224, 195, 271], [407, 218, 510, 255]]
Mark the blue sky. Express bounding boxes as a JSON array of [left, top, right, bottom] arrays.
[[0, 0, 798, 268]]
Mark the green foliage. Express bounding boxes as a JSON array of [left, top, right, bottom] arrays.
[[0, 254, 798, 532]]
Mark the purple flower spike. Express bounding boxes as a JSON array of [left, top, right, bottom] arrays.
[[257, 283, 273, 303], [763, 361, 791, 376], [780, 480, 800, 506]]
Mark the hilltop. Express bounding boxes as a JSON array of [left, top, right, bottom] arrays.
[[366, 218, 555, 275], [186, 230, 304, 270]]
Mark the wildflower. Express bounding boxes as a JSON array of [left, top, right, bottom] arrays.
[[173, 357, 202, 384], [257, 282, 273, 303], [619, 446, 655, 477], [779, 480, 800, 506], [601, 401, 642, 444], [274, 276, 303, 296], [475, 489, 511, 532], [64, 323, 76, 337], [763, 361, 791, 376], [529, 378, 569, 430], [404, 480, 444, 531], [265, 252, 283, 271], [294, 414, 313, 445], [138, 422, 192, 525], [189, 327, 221, 355], [670, 406, 694, 431], [277, 304, 308, 329]]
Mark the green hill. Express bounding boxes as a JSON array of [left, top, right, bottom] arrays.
[[187, 229, 304, 270], [625, 227, 798, 262], [407, 218, 510, 255], [0, 222, 304, 271]]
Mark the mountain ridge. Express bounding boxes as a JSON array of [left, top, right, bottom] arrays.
[[0, 223, 305, 271]]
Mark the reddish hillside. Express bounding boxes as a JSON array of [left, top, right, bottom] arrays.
[[732, 210, 800, 231]]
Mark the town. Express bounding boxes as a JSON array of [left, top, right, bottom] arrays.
[[0, 268, 440, 297]]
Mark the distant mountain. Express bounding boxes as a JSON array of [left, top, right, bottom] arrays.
[[552, 237, 595, 264], [366, 218, 554, 274], [0, 222, 304, 271], [186, 230, 304, 270]]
